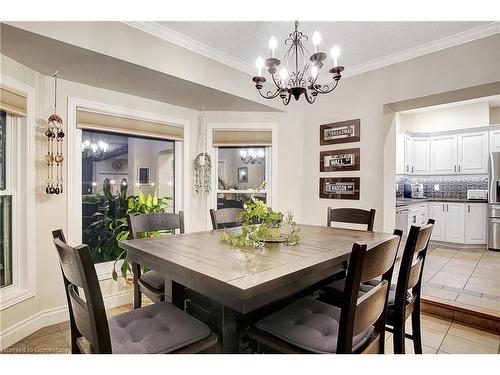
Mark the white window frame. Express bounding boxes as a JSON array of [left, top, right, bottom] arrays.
[[0, 77, 36, 310], [67, 98, 189, 280], [206, 122, 278, 230]]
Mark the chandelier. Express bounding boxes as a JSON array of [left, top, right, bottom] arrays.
[[240, 148, 265, 164], [252, 21, 345, 105], [81, 137, 109, 159]]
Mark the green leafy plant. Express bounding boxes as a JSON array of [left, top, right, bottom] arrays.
[[220, 183, 300, 247], [110, 190, 172, 281]]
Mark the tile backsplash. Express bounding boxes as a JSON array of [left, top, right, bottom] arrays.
[[396, 176, 488, 199]]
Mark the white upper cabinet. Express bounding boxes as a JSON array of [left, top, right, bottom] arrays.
[[458, 132, 488, 174], [412, 137, 431, 174], [404, 135, 414, 174], [490, 128, 500, 152], [465, 203, 487, 244], [431, 135, 458, 175]]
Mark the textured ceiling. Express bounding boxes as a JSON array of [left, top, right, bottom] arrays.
[[157, 21, 491, 71]]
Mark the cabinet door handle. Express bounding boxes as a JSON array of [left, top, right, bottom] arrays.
[[468, 205, 470, 213], [406, 165, 409, 172], [447, 204, 449, 212], [454, 165, 457, 172], [442, 204, 444, 211], [459, 165, 461, 173], [411, 166, 414, 173]]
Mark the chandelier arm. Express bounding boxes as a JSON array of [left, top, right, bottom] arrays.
[[304, 90, 317, 104], [312, 80, 340, 95], [271, 73, 285, 90], [282, 92, 292, 105], [257, 87, 282, 99]]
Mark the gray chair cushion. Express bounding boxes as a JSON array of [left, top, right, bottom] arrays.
[[140, 270, 165, 290], [109, 302, 211, 354], [255, 298, 373, 353], [320, 279, 411, 306]]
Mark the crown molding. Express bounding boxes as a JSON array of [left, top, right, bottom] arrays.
[[124, 21, 255, 75], [124, 21, 500, 80], [343, 22, 500, 78]]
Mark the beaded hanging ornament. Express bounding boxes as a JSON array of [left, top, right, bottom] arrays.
[[45, 72, 65, 195]]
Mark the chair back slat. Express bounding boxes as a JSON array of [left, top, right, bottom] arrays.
[[128, 211, 184, 239], [352, 281, 389, 336], [52, 232, 112, 353], [327, 207, 376, 231], [210, 208, 243, 230], [413, 224, 434, 254], [360, 236, 401, 282], [68, 284, 94, 341], [337, 231, 401, 353], [407, 258, 424, 290]]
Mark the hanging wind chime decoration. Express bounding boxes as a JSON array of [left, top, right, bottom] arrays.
[[193, 110, 211, 194], [45, 71, 65, 195]]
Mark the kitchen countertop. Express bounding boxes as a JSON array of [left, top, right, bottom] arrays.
[[396, 197, 488, 208]]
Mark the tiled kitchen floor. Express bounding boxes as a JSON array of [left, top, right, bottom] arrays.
[[421, 245, 500, 316], [2, 304, 499, 354]]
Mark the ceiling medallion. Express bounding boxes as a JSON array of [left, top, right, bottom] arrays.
[[252, 21, 345, 105]]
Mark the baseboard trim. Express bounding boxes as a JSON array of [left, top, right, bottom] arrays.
[[0, 289, 132, 350]]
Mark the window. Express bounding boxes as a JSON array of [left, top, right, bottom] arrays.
[[81, 130, 175, 263], [216, 146, 270, 209], [0, 111, 13, 288]]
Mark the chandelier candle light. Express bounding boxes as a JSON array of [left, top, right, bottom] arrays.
[[252, 21, 345, 105]]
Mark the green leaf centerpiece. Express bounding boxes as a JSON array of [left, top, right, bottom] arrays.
[[220, 190, 300, 248]]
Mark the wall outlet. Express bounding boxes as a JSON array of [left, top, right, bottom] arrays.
[[434, 184, 440, 191]]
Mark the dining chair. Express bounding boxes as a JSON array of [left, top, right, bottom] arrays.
[[128, 212, 184, 309], [209, 207, 243, 229], [327, 207, 376, 231], [247, 232, 401, 353], [319, 220, 434, 354], [51, 229, 217, 354]]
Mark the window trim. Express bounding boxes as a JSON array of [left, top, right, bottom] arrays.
[[0, 77, 36, 310], [67, 98, 189, 279], [206, 122, 278, 230]]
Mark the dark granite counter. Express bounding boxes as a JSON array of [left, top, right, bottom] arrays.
[[396, 197, 488, 208]]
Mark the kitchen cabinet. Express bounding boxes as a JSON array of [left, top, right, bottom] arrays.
[[412, 137, 431, 174], [465, 203, 487, 244], [404, 135, 413, 174], [431, 135, 458, 175], [445, 203, 466, 243], [458, 132, 488, 174], [490, 128, 500, 152], [428, 202, 447, 241]]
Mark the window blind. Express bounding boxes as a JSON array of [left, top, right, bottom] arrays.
[[76, 108, 184, 141], [212, 129, 272, 146], [0, 86, 27, 117]]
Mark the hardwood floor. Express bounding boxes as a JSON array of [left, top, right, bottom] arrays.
[[2, 304, 499, 354]]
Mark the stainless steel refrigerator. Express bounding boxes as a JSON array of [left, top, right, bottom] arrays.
[[488, 152, 500, 251]]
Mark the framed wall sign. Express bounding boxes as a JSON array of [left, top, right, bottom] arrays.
[[320, 148, 360, 172], [138, 167, 150, 185], [319, 177, 360, 200], [238, 167, 248, 183], [320, 119, 360, 145]]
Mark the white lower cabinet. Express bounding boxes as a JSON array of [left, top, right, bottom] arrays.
[[445, 203, 466, 243], [465, 203, 487, 244], [428, 202, 447, 241], [427, 202, 487, 244]]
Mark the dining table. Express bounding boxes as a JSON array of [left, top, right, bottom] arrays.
[[119, 224, 396, 353]]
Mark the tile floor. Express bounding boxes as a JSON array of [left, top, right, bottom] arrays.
[[420, 245, 500, 316], [2, 304, 499, 354]]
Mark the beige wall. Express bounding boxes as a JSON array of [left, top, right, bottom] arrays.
[[398, 101, 490, 133]]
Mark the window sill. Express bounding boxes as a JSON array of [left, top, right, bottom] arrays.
[[0, 285, 36, 311]]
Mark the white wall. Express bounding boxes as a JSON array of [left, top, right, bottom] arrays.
[[398, 101, 490, 133]]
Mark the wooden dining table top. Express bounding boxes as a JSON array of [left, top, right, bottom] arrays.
[[120, 225, 396, 313]]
